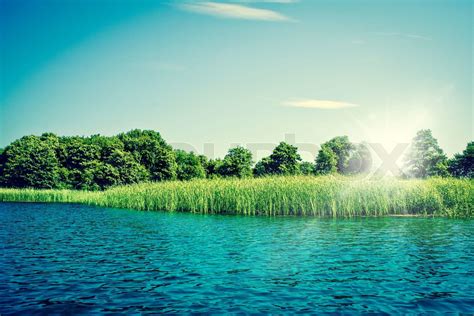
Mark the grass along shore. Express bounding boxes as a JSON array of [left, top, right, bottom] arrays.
[[0, 176, 472, 217]]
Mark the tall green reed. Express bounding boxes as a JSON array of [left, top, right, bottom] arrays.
[[0, 176, 472, 217]]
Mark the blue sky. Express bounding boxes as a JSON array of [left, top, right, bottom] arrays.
[[0, 0, 472, 160]]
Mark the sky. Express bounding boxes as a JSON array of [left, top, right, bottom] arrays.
[[0, 0, 472, 162]]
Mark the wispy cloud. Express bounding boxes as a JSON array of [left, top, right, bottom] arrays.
[[370, 32, 432, 41], [283, 99, 359, 109], [179, 1, 291, 21]]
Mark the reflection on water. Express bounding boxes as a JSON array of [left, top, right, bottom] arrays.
[[0, 203, 473, 314]]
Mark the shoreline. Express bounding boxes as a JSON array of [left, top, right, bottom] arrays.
[[0, 200, 442, 218]]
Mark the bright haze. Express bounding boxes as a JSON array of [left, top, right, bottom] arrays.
[[0, 0, 472, 160]]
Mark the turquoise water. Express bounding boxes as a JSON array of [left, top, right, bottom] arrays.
[[1, 203, 473, 314]]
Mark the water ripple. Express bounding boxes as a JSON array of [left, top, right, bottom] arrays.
[[0, 203, 473, 314]]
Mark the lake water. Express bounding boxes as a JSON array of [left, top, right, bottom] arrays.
[[1, 203, 473, 314]]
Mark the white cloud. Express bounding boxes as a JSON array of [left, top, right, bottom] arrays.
[[370, 32, 432, 41], [283, 99, 359, 109], [179, 2, 291, 21]]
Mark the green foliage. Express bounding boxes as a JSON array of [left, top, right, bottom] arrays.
[[319, 136, 355, 174], [1, 177, 472, 217], [86, 160, 120, 190], [118, 129, 177, 181], [219, 146, 253, 178], [315, 138, 370, 176], [58, 137, 101, 189], [314, 146, 337, 175], [256, 142, 302, 176], [404, 130, 448, 178], [253, 157, 272, 177], [299, 161, 315, 175], [0, 130, 171, 190], [203, 158, 224, 179], [106, 149, 149, 185], [0, 148, 5, 185], [1, 135, 61, 189], [56, 135, 147, 190], [175, 150, 206, 181], [449, 141, 474, 178], [197, 155, 208, 170], [0, 129, 466, 192]]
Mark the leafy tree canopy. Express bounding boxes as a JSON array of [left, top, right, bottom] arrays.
[[219, 146, 253, 178], [449, 141, 474, 178], [0, 129, 469, 189], [314, 146, 337, 175], [404, 129, 448, 178], [255, 142, 302, 176], [319, 136, 355, 174], [1, 135, 60, 188], [175, 150, 206, 181], [118, 129, 177, 181]]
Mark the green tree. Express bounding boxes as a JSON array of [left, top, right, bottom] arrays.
[[89, 135, 149, 186], [448, 141, 474, 178], [57, 135, 148, 190], [59, 137, 101, 169], [88, 135, 124, 158], [404, 129, 448, 178], [119, 129, 177, 181], [175, 150, 206, 181], [0, 148, 6, 185], [85, 160, 120, 190], [314, 146, 337, 175], [258, 142, 302, 175], [1, 135, 60, 188], [299, 161, 315, 175], [320, 136, 355, 174], [219, 146, 253, 178], [106, 149, 149, 185], [58, 137, 102, 189]]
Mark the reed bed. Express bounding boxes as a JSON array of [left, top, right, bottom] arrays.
[[0, 176, 472, 217]]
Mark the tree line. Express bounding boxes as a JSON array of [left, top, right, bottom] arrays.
[[0, 129, 472, 190]]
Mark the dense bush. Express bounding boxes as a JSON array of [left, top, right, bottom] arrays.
[[299, 161, 315, 175]]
